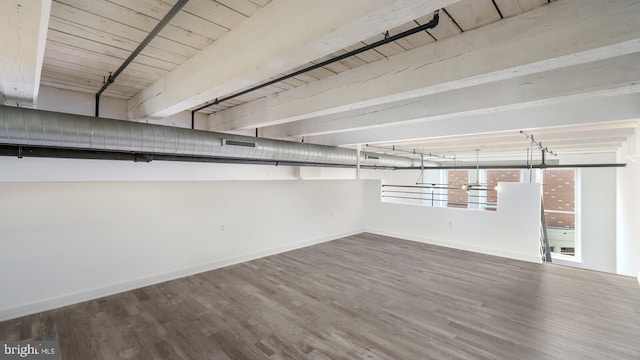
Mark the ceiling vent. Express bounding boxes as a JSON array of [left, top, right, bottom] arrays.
[[222, 139, 256, 148]]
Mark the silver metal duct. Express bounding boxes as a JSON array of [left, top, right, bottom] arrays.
[[0, 106, 418, 167]]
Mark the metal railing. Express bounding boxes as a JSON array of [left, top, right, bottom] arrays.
[[540, 199, 553, 262], [381, 184, 498, 209]]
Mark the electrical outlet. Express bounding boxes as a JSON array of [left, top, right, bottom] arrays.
[[220, 224, 225, 233], [449, 220, 453, 228]]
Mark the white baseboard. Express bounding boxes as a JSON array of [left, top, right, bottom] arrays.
[[365, 228, 542, 264], [0, 229, 362, 322]]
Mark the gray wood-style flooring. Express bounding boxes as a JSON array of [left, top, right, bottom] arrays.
[[2, 233, 640, 359]]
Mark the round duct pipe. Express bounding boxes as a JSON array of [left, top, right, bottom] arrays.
[[0, 106, 418, 168]]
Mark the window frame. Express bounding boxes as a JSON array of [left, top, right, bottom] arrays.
[[540, 168, 582, 262]]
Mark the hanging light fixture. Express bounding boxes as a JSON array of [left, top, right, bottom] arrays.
[[461, 149, 482, 192]]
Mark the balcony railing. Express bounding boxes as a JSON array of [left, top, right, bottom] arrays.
[[381, 184, 498, 210]]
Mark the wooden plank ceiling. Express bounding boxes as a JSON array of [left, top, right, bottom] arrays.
[[41, 0, 548, 104], [41, 0, 630, 160], [193, 0, 549, 114], [42, 0, 273, 98], [350, 122, 637, 162]]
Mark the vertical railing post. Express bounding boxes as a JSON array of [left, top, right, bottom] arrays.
[[540, 199, 552, 262]]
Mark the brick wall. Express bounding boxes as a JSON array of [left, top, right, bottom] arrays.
[[543, 169, 575, 229], [444, 169, 574, 219], [447, 170, 469, 208]]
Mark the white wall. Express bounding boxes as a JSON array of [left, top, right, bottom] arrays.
[[361, 169, 423, 183], [0, 179, 365, 321], [617, 124, 640, 279], [36, 85, 209, 129], [581, 168, 617, 273], [0, 156, 298, 182], [0, 156, 548, 322], [552, 167, 617, 273], [363, 181, 542, 263], [0, 157, 434, 184], [292, 167, 424, 183], [37, 85, 127, 120]]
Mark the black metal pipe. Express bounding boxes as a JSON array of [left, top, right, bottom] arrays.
[[365, 144, 451, 159], [384, 191, 491, 199], [192, 10, 441, 114], [537, 163, 626, 168], [0, 145, 395, 170], [383, 184, 483, 190], [395, 163, 626, 170], [382, 195, 491, 206], [95, 93, 100, 118], [95, 0, 189, 117], [383, 184, 490, 192], [0, 144, 625, 170], [191, 110, 195, 129], [383, 190, 496, 200], [383, 190, 445, 195], [384, 185, 451, 190], [491, 0, 504, 19]]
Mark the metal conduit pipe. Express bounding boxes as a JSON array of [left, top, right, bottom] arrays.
[[95, 0, 190, 117], [190, 10, 441, 128], [0, 106, 419, 168], [396, 163, 626, 169]]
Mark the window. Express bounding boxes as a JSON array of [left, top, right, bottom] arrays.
[[447, 170, 469, 208], [542, 169, 577, 257], [445, 169, 522, 210]]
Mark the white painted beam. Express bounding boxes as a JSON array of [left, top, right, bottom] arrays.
[[305, 93, 640, 146], [127, 0, 456, 120], [262, 53, 640, 138], [380, 140, 627, 155], [383, 122, 638, 149], [209, 0, 640, 131], [389, 136, 632, 151], [0, 0, 51, 107]]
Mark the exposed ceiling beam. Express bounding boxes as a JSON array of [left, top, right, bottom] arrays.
[[209, 0, 640, 132], [127, 0, 457, 120], [364, 136, 628, 150], [306, 94, 640, 146], [385, 139, 628, 153], [380, 123, 638, 148], [0, 0, 51, 107], [385, 137, 633, 154], [372, 130, 636, 153], [382, 138, 626, 154], [262, 53, 640, 138]]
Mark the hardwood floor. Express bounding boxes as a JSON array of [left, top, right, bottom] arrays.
[[2, 233, 640, 359]]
